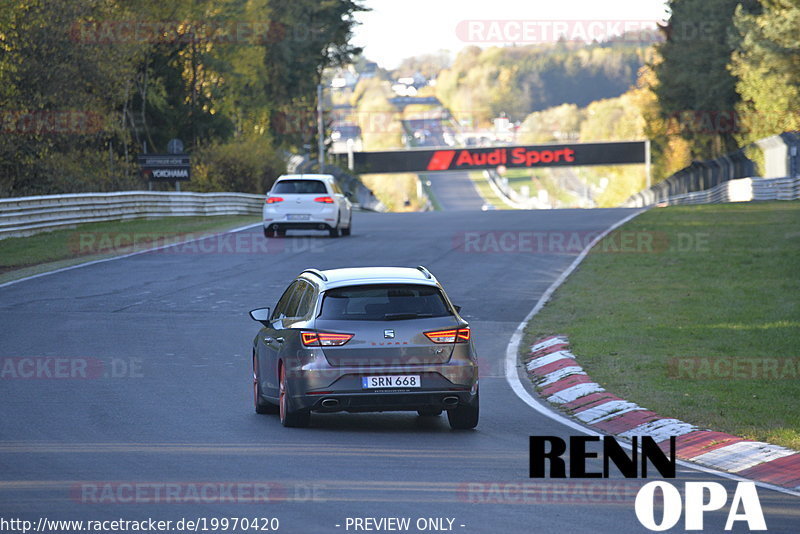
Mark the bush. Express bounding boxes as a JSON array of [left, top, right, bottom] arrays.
[[189, 137, 286, 194], [0, 145, 142, 197]]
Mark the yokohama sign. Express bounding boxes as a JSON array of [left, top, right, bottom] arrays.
[[351, 142, 646, 173], [137, 154, 191, 182]]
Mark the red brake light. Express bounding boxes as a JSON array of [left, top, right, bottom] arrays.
[[266, 196, 284, 204], [301, 331, 353, 347], [314, 196, 335, 204], [301, 332, 319, 346], [424, 327, 470, 344]]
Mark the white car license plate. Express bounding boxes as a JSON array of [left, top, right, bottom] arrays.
[[361, 375, 420, 389], [287, 214, 310, 221]]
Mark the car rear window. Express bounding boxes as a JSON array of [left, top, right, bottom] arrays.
[[319, 284, 452, 321], [271, 179, 328, 194]]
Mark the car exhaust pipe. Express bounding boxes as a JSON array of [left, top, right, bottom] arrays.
[[442, 396, 459, 407], [318, 223, 327, 230], [271, 224, 280, 230], [321, 398, 339, 408]]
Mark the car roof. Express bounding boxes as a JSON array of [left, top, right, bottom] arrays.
[[275, 174, 335, 181], [300, 267, 439, 290]]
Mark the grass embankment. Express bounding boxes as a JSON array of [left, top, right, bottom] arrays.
[[522, 202, 800, 449], [0, 215, 259, 284], [467, 171, 511, 210], [360, 173, 428, 212]]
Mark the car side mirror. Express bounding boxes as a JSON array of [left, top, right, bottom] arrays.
[[249, 307, 271, 326], [454, 305, 462, 313]]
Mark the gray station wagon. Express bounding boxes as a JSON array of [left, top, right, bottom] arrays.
[[249, 266, 479, 429]]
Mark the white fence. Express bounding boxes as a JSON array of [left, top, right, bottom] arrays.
[[623, 176, 800, 207], [0, 191, 264, 239]]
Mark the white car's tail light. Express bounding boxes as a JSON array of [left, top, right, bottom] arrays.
[[424, 327, 470, 344], [314, 196, 335, 204], [266, 196, 284, 204], [301, 331, 354, 346]]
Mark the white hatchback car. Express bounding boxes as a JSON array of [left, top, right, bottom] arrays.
[[263, 174, 352, 237]]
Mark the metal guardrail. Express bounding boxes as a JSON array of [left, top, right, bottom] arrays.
[[623, 176, 800, 207], [484, 169, 550, 209], [623, 132, 800, 207], [0, 191, 264, 239]]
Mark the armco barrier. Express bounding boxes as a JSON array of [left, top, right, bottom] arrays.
[[0, 191, 264, 239], [624, 176, 800, 207]]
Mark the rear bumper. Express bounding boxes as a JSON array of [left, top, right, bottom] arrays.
[[304, 390, 476, 413], [263, 204, 339, 230], [286, 361, 479, 413], [264, 221, 335, 231]]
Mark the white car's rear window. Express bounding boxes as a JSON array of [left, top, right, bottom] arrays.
[[271, 180, 327, 194]]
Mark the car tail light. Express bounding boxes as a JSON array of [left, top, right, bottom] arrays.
[[314, 196, 335, 204], [266, 196, 284, 204], [301, 331, 354, 347], [424, 327, 470, 344]]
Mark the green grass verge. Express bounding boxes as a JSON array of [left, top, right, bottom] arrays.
[[522, 202, 800, 449], [0, 215, 259, 284], [467, 171, 512, 210], [419, 176, 443, 212]]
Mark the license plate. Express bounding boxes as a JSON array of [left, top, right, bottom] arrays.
[[361, 375, 420, 389], [287, 214, 310, 221]]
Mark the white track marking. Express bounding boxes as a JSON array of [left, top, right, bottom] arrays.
[[546, 383, 606, 404], [618, 419, 697, 443], [691, 442, 796, 473], [526, 350, 575, 370], [0, 222, 262, 289], [573, 401, 643, 424]]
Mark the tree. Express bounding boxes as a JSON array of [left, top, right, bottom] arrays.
[[730, 0, 800, 144], [0, 0, 366, 196], [653, 0, 759, 159], [0, 0, 142, 195], [263, 0, 367, 150]]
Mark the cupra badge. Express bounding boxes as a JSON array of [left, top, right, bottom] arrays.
[[384, 329, 395, 339]]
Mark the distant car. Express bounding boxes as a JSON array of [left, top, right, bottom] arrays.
[[263, 174, 352, 237], [249, 266, 479, 429]]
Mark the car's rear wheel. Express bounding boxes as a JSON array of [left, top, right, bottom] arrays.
[[341, 219, 351, 236], [328, 226, 340, 237], [279, 363, 310, 427], [263, 226, 275, 238], [417, 407, 442, 417], [253, 355, 278, 414], [447, 390, 479, 429]]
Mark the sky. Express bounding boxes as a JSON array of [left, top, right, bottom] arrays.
[[352, 0, 670, 70]]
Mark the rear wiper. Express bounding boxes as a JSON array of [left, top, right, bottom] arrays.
[[383, 312, 433, 320]]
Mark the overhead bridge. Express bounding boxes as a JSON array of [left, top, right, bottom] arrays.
[[342, 141, 648, 174]]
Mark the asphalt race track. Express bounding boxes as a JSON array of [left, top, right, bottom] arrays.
[[422, 172, 486, 211], [1, 209, 798, 533]]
